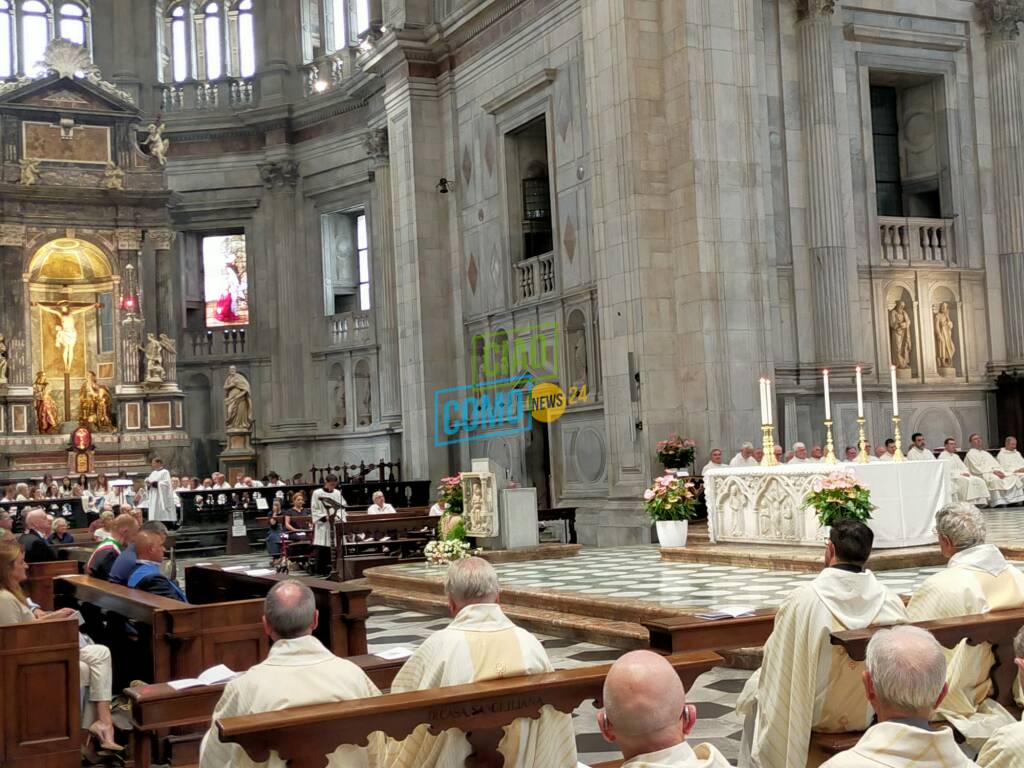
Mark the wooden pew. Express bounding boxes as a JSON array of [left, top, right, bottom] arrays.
[[0, 617, 81, 767], [25, 559, 78, 610], [126, 654, 405, 768], [217, 652, 724, 768], [644, 609, 777, 653], [184, 565, 369, 655]]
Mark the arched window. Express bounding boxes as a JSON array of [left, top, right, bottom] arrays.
[[201, 2, 221, 79], [57, 2, 86, 45], [234, 0, 253, 76], [21, 0, 50, 76], [168, 3, 189, 81], [0, 1, 12, 77], [330, 0, 345, 50]]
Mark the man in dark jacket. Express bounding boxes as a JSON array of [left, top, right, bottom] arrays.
[[19, 507, 57, 562], [125, 529, 187, 602]]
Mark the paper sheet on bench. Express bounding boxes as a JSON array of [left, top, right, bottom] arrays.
[[221, 565, 249, 572], [245, 568, 275, 576], [694, 605, 756, 620], [375, 646, 415, 660], [167, 664, 240, 690]]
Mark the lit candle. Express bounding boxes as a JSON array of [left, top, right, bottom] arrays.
[[890, 365, 899, 417], [766, 378, 774, 426], [823, 369, 831, 421], [758, 378, 767, 425], [855, 366, 864, 418]]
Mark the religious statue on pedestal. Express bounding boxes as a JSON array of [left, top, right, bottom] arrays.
[[0, 334, 8, 385], [139, 332, 174, 383], [78, 371, 113, 431], [888, 300, 912, 371], [223, 365, 253, 432], [934, 302, 956, 375], [142, 121, 170, 166], [33, 371, 59, 433], [32, 299, 101, 373]]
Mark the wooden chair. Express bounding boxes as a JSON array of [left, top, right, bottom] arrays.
[[24, 559, 78, 610]]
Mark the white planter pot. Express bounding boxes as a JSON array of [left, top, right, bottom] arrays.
[[656, 520, 689, 548]]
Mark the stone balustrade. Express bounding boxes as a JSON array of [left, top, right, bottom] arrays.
[[329, 311, 374, 348], [301, 52, 349, 97], [878, 216, 954, 265], [183, 327, 248, 359], [513, 252, 557, 304], [158, 77, 256, 112]]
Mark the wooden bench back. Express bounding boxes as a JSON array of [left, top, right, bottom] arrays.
[[25, 559, 78, 610], [0, 617, 80, 767], [644, 610, 777, 653], [217, 651, 723, 768]]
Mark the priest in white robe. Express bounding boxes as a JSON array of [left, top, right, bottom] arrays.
[[700, 448, 724, 475], [311, 474, 346, 576], [736, 520, 908, 768], [907, 502, 1024, 744], [787, 442, 812, 464], [730, 443, 758, 468], [976, 626, 1024, 768], [906, 433, 936, 461], [144, 457, 176, 525], [597, 650, 730, 768], [820, 626, 977, 768], [965, 433, 1024, 506], [200, 580, 385, 768], [878, 439, 897, 462], [387, 557, 577, 768], [996, 436, 1024, 478], [941, 438, 991, 506]]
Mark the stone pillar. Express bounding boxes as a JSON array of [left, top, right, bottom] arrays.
[[148, 229, 177, 339], [794, 0, 854, 364], [0, 224, 28, 386], [978, 1, 1024, 364], [366, 128, 401, 423], [254, 0, 303, 106], [115, 229, 144, 386]]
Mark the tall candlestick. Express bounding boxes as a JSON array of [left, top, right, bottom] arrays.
[[855, 366, 864, 418], [822, 369, 831, 420], [890, 365, 899, 417], [766, 379, 773, 426], [758, 378, 767, 424]]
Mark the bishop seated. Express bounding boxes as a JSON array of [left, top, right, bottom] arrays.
[[964, 434, 1024, 507]]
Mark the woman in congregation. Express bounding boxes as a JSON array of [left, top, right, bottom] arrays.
[[46, 481, 61, 499], [49, 517, 74, 545], [59, 476, 74, 497], [0, 539, 122, 755], [90, 509, 115, 541], [284, 491, 309, 539], [38, 472, 54, 493], [266, 498, 286, 566]]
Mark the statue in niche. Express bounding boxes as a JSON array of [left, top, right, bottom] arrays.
[[888, 300, 912, 370], [224, 365, 254, 432], [570, 327, 588, 390], [333, 378, 347, 428], [461, 472, 498, 537], [33, 371, 59, 433], [934, 302, 956, 374], [356, 369, 372, 426], [142, 121, 170, 166], [139, 333, 173, 383], [763, 481, 790, 540], [103, 162, 124, 190], [721, 483, 746, 537], [0, 334, 7, 385], [19, 158, 40, 186], [78, 371, 113, 431]]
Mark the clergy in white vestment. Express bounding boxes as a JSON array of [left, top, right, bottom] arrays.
[[941, 439, 991, 506], [366, 491, 397, 514], [200, 580, 385, 768], [906, 433, 937, 461], [787, 442, 812, 464], [144, 457, 176, 524], [907, 502, 1024, 744], [976, 626, 1024, 768], [596, 650, 730, 768], [730, 443, 758, 468], [878, 439, 897, 462], [965, 434, 1024, 506], [700, 448, 724, 475], [736, 520, 908, 768], [387, 557, 577, 768], [820, 626, 978, 768], [996, 436, 1024, 478], [311, 474, 346, 576]]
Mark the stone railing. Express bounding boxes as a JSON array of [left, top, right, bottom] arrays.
[[879, 217, 954, 265], [514, 252, 557, 304], [159, 77, 257, 112], [301, 51, 350, 97], [183, 327, 248, 359], [329, 310, 374, 348]]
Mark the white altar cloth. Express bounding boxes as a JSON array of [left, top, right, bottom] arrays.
[[705, 461, 949, 549]]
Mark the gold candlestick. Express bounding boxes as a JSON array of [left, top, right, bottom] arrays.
[[760, 423, 779, 466], [856, 417, 870, 464], [823, 420, 838, 464], [892, 415, 905, 462]]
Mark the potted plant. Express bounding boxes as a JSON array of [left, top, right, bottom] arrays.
[[805, 470, 874, 528], [656, 435, 696, 471], [644, 471, 700, 547]]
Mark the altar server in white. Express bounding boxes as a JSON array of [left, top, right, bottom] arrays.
[[878, 439, 897, 461], [787, 443, 811, 464], [730, 443, 758, 468], [907, 502, 1024, 744], [387, 557, 577, 768], [701, 448, 724, 475], [598, 650, 730, 768], [820, 626, 977, 768], [736, 520, 908, 768], [977, 625, 1024, 768], [144, 457, 176, 525], [941, 438, 991, 506], [997, 436, 1024, 477], [906, 433, 936, 461], [966, 433, 1024, 506], [311, 474, 345, 576]]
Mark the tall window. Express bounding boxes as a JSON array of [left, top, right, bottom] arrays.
[[169, 4, 188, 81], [235, 0, 254, 77], [330, 0, 345, 50], [321, 209, 371, 315], [21, 0, 48, 76], [161, 0, 254, 82], [58, 2, 85, 44], [352, 0, 368, 38], [201, 2, 221, 79], [356, 213, 370, 311], [0, 1, 12, 77]]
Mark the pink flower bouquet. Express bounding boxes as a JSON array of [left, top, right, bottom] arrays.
[[806, 470, 874, 527], [643, 472, 700, 522]]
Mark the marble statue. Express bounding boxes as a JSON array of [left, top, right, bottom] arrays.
[[139, 332, 172, 383], [934, 302, 956, 372], [224, 365, 253, 431], [33, 371, 59, 433], [32, 299, 101, 373], [888, 300, 912, 370], [571, 328, 588, 390], [721, 482, 746, 537], [103, 162, 124, 190], [0, 334, 7, 385], [356, 369, 372, 426], [19, 158, 40, 186], [461, 472, 499, 537], [333, 378, 347, 428], [142, 121, 170, 166]]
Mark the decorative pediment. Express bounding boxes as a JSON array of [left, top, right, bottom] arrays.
[[0, 74, 137, 114]]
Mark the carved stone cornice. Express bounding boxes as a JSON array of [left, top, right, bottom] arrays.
[[794, 0, 837, 21], [976, 0, 1024, 40], [115, 227, 143, 251], [147, 229, 175, 251], [0, 223, 26, 247], [365, 128, 389, 163], [258, 160, 300, 188]]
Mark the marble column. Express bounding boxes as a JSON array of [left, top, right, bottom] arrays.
[[978, 0, 1024, 364], [253, 0, 303, 106], [794, 0, 854, 363], [148, 229, 177, 339], [0, 224, 28, 386], [366, 128, 401, 423]]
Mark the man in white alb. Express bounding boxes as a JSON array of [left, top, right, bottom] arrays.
[[787, 443, 811, 464], [977, 625, 1024, 767], [877, 439, 897, 462], [311, 474, 345, 576], [145, 457, 177, 526], [810, 445, 824, 461], [905, 433, 935, 461], [941, 438, 990, 506], [965, 433, 1024, 507], [701, 449, 724, 475], [996, 436, 1024, 478], [730, 442, 758, 468]]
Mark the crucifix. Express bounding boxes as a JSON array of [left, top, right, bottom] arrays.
[[30, 297, 101, 422]]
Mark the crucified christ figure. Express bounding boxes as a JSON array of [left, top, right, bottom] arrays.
[[31, 299, 101, 373]]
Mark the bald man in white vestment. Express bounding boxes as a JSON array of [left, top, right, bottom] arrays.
[[965, 434, 1024, 507], [730, 443, 758, 468], [907, 503, 1024, 745], [736, 520, 908, 768], [821, 626, 977, 767], [787, 443, 812, 464], [200, 580, 385, 768], [386, 557, 577, 768], [906, 433, 936, 461], [597, 651, 730, 767], [997, 436, 1024, 479], [941, 439, 991, 506], [977, 626, 1024, 768]]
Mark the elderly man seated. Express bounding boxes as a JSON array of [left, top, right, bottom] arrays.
[[730, 442, 758, 468], [19, 507, 57, 562], [787, 443, 811, 464], [977, 625, 1024, 767], [965, 434, 1024, 507], [387, 557, 577, 767], [200, 580, 385, 768], [820, 626, 976, 767], [700, 449, 724, 475], [736, 520, 908, 767], [597, 650, 729, 767], [366, 490, 397, 515], [996, 436, 1024, 477], [907, 502, 1024, 744], [940, 438, 990, 506]]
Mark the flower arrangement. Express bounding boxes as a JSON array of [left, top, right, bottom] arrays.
[[806, 471, 874, 527], [438, 474, 464, 517], [424, 538, 472, 565], [643, 472, 700, 522], [656, 435, 696, 469]]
